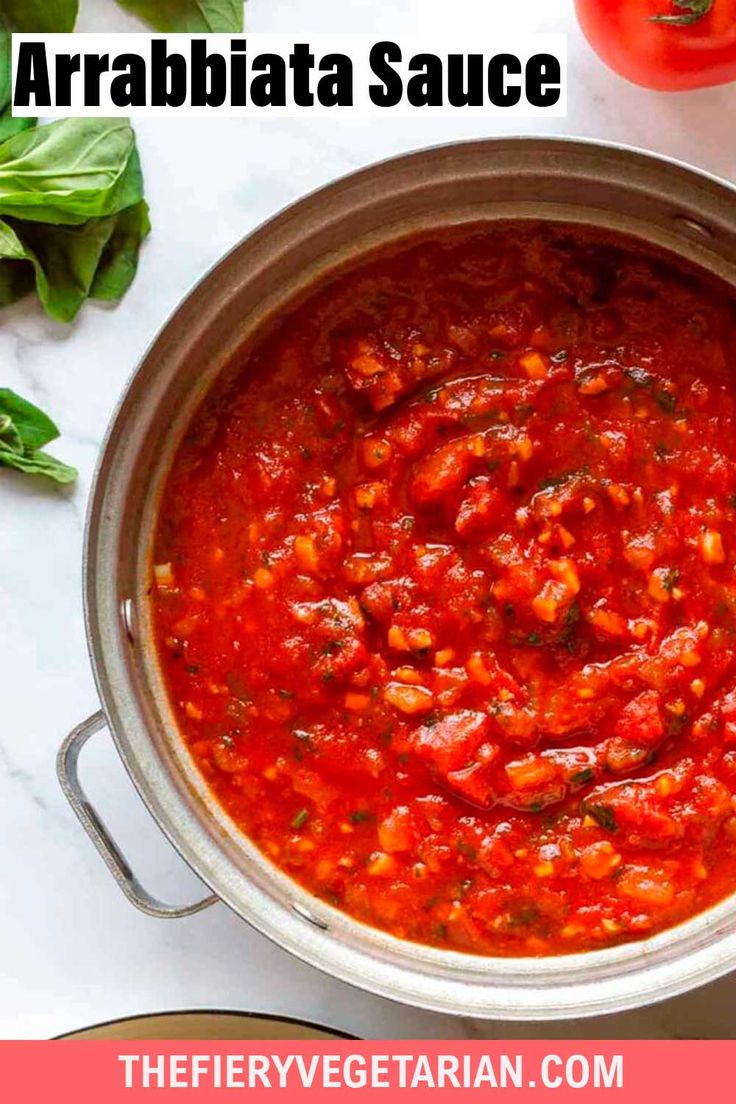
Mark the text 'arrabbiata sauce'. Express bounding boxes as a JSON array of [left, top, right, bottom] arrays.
[[152, 223, 736, 955]]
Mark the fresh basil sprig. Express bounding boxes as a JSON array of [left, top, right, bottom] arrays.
[[0, 117, 150, 321], [0, 19, 150, 320], [0, 0, 189, 490], [0, 387, 77, 483]]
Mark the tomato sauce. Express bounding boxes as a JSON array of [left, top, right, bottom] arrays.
[[152, 223, 736, 955]]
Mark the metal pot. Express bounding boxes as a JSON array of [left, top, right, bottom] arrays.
[[58, 137, 736, 1022], [58, 1011, 349, 1041]]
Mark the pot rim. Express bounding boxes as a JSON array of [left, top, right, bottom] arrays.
[[82, 135, 736, 1021], [56, 1009, 353, 1041]]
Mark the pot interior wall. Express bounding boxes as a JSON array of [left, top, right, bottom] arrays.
[[85, 138, 736, 1020]]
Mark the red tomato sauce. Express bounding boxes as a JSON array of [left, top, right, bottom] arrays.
[[152, 223, 736, 955]]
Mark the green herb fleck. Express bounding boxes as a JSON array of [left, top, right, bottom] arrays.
[[565, 602, 581, 627], [291, 808, 310, 830], [585, 802, 617, 832], [538, 469, 579, 491], [507, 904, 540, 928], [662, 567, 680, 593], [456, 840, 477, 859], [654, 388, 677, 413], [225, 672, 251, 703]]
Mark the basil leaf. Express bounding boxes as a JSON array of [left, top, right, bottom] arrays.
[[0, 1, 79, 33], [115, 0, 243, 32], [0, 118, 139, 222], [96, 142, 145, 221], [0, 410, 21, 451], [0, 440, 77, 483], [0, 106, 36, 144], [91, 200, 151, 302], [0, 29, 34, 143], [0, 187, 35, 303], [0, 29, 36, 137], [10, 142, 146, 228], [0, 213, 24, 257], [0, 29, 10, 114], [0, 386, 60, 449], [0, 196, 150, 322], [0, 387, 77, 484], [0, 255, 33, 304], [0, 100, 147, 320], [1, 214, 120, 322]]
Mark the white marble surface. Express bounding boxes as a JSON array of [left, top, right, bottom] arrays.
[[3, 0, 736, 1041]]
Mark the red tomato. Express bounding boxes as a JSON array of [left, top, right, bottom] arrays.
[[575, 0, 736, 91]]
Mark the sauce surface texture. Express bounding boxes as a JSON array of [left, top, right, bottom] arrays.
[[153, 224, 736, 955]]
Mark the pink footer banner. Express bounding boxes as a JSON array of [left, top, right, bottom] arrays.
[[0, 1039, 729, 1101]]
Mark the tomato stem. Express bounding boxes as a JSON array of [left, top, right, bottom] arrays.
[[649, 0, 714, 24]]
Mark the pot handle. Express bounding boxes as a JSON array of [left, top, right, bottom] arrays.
[[57, 710, 218, 920]]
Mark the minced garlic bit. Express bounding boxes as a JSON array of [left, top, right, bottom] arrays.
[[383, 682, 434, 714], [578, 373, 609, 396], [294, 534, 319, 572], [700, 529, 726, 565], [648, 567, 676, 603], [366, 851, 397, 877], [606, 483, 630, 508], [154, 562, 174, 588], [549, 558, 581, 594]]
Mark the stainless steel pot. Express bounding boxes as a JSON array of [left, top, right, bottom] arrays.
[[58, 137, 736, 1022], [58, 1011, 349, 1041]]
